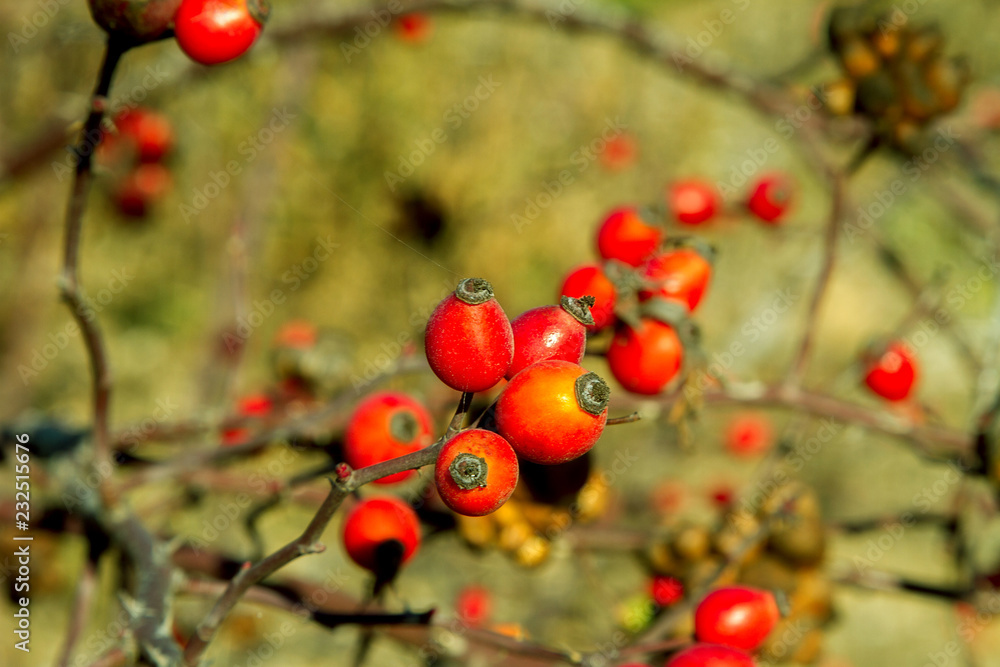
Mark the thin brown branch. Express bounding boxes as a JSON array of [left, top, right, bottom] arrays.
[[55, 560, 97, 667], [606, 411, 641, 426], [787, 171, 846, 386]]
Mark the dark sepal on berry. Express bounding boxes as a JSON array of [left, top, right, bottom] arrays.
[[449, 452, 489, 490], [575, 372, 610, 416], [560, 295, 596, 327], [454, 277, 495, 305]]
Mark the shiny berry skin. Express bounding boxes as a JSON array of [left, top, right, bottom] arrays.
[[344, 391, 434, 485], [607, 318, 683, 395], [668, 180, 719, 225], [665, 644, 755, 667], [174, 0, 270, 66], [725, 413, 773, 457], [113, 108, 174, 163], [507, 296, 594, 380], [342, 496, 421, 572], [747, 173, 794, 224], [650, 575, 685, 607], [638, 249, 712, 312], [560, 264, 617, 331], [425, 278, 514, 393], [455, 585, 492, 628], [864, 342, 917, 401], [596, 207, 663, 267], [495, 360, 610, 465], [435, 430, 519, 517], [694, 586, 780, 652]]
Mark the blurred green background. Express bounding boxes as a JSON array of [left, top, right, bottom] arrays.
[[4, 0, 1000, 665]]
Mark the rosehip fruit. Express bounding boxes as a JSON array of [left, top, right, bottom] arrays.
[[273, 320, 317, 349], [174, 0, 270, 66], [507, 296, 594, 380], [864, 341, 917, 401], [725, 413, 773, 457], [344, 391, 434, 485], [113, 163, 172, 218], [342, 496, 421, 573], [455, 585, 492, 628], [425, 278, 514, 393], [87, 0, 181, 41], [596, 206, 663, 267], [694, 586, 780, 651], [221, 393, 273, 445], [495, 360, 610, 465], [607, 318, 683, 395], [747, 173, 794, 224], [668, 180, 719, 225], [113, 108, 174, 163], [600, 133, 637, 171], [638, 248, 712, 312], [665, 644, 755, 667], [650, 575, 684, 607], [435, 429, 518, 517], [560, 264, 617, 331], [395, 13, 432, 43]]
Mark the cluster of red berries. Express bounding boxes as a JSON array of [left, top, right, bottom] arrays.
[[423, 278, 610, 515], [98, 107, 174, 218], [560, 205, 709, 395], [88, 0, 269, 65]]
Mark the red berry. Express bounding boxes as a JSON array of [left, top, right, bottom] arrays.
[[221, 393, 273, 445], [342, 496, 421, 572], [113, 163, 172, 218], [747, 173, 794, 224], [560, 264, 618, 331], [113, 108, 174, 163], [638, 249, 712, 312], [694, 586, 780, 651], [344, 391, 434, 485], [650, 575, 685, 607], [507, 296, 594, 380], [273, 320, 317, 349], [455, 585, 493, 628], [395, 13, 432, 43], [665, 644, 755, 667], [600, 133, 638, 171], [174, 0, 270, 66], [425, 278, 514, 393], [725, 413, 773, 457], [607, 318, 684, 395], [495, 360, 610, 465], [668, 180, 719, 225], [596, 207, 663, 267], [864, 341, 917, 401], [435, 429, 519, 516]]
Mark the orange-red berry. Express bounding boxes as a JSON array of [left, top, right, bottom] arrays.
[[507, 296, 593, 380], [342, 496, 421, 573], [435, 429, 519, 516], [560, 264, 618, 331], [668, 180, 718, 225], [607, 318, 684, 395], [344, 391, 433, 484], [864, 341, 917, 402], [596, 206, 663, 267], [495, 360, 610, 465], [694, 586, 781, 651]]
